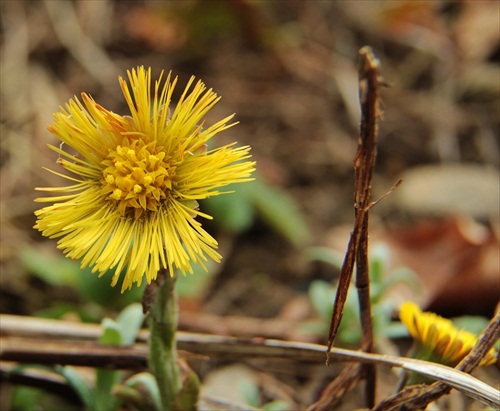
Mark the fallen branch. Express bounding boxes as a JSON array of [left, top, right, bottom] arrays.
[[1, 314, 498, 408], [372, 310, 500, 410]]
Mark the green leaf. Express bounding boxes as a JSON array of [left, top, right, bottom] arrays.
[[124, 372, 162, 411], [21, 245, 145, 311], [78, 266, 146, 310], [11, 386, 41, 411], [308, 280, 336, 320], [116, 303, 144, 346], [176, 263, 213, 298], [99, 318, 123, 346], [369, 243, 390, 285], [371, 266, 421, 303], [263, 400, 293, 411], [308, 279, 362, 345], [383, 321, 410, 339], [20, 246, 81, 288], [35, 303, 96, 322], [305, 246, 344, 269], [174, 366, 200, 411], [205, 178, 311, 247], [248, 180, 310, 247], [239, 378, 260, 407], [452, 316, 491, 336], [204, 183, 255, 233], [55, 365, 94, 409], [95, 368, 121, 411]]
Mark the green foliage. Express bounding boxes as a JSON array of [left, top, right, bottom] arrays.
[[451, 315, 491, 336], [304, 246, 344, 270], [51, 304, 145, 410], [115, 372, 162, 411], [204, 181, 256, 233], [11, 386, 46, 411], [22, 245, 212, 320], [97, 303, 144, 349], [99, 318, 123, 345], [35, 303, 98, 323], [176, 262, 214, 298], [20, 246, 145, 312], [451, 316, 500, 351], [205, 178, 311, 247], [263, 400, 295, 411], [10, 383, 80, 411], [237, 379, 295, 411], [308, 279, 361, 345], [53, 363, 122, 411], [54, 365, 97, 410], [9, 304, 146, 411], [307, 243, 421, 344], [174, 1, 242, 54], [239, 377, 261, 407], [20, 246, 82, 288], [174, 367, 201, 411]]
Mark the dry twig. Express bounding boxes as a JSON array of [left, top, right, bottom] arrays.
[[323, 46, 384, 409], [1, 314, 498, 408], [372, 310, 500, 411]]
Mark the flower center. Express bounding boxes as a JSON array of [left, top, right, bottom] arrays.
[[101, 138, 174, 218]]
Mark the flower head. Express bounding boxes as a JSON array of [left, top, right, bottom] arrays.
[[399, 302, 497, 366], [35, 67, 255, 291]]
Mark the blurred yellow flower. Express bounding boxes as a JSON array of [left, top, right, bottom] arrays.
[[35, 67, 255, 291], [400, 302, 497, 367]]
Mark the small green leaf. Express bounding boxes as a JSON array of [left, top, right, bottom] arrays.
[[95, 368, 121, 411], [206, 178, 311, 247], [116, 303, 144, 346], [78, 266, 146, 309], [174, 366, 200, 411], [249, 180, 311, 247], [21, 245, 145, 311], [371, 266, 420, 302], [239, 379, 260, 407], [99, 318, 123, 346], [176, 263, 213, 298], [124, 372, 162, 411], [452, 316, 491, 336], [55, 365, 94, 409], [35, 303, 96, 322], [263, 400, 293, 411], [308, 280, 336, 320], [384, 321, 410, 339], [20, 246, 81, 288], [11, 386, 41, 411], [204, 183, 255, 233], [305, 246, 344, 269]]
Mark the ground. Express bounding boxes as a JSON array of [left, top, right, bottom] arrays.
[[1, 1, 498, 410]]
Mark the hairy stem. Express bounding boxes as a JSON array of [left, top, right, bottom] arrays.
[[147, 270, 180, 410]]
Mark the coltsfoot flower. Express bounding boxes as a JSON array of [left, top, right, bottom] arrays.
[[399, 302, 497, 367], [35, 67, 255, 291]]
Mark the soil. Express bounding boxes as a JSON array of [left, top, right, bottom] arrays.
[[1, 1, 498, 410]]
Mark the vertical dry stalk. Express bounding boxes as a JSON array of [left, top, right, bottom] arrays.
[[324, 46, 383, 408]]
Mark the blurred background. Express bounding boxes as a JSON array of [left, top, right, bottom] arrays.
[[0, 0, 499, 407]]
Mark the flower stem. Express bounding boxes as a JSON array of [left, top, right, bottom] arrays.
[[147, 269, 180, 410]]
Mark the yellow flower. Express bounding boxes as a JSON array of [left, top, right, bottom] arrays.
[[35, 67, 255, 291], [399, 302, 497, 366]]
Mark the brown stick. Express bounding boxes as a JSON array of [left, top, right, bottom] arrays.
[[306, 363, 364, 411], [325, 46, 383, 407], [372, 310, 500, 411], [355, 46, 383, 408], [1, 315, 498, 408], [326, 46, 382, 355]]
